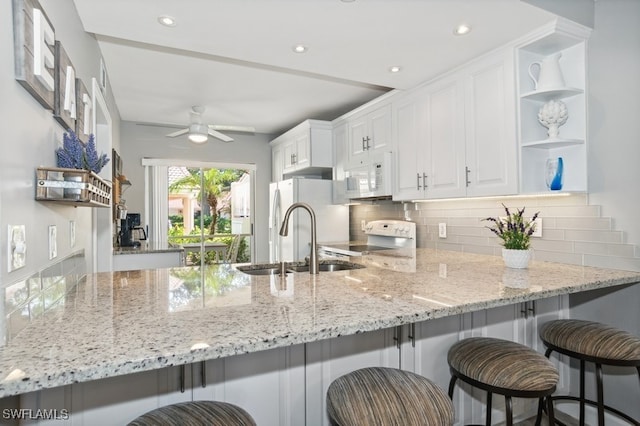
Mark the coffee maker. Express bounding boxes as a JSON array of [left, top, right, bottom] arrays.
[[119, 213, 146, 248]]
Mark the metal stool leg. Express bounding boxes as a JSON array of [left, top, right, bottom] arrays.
[[579, 359, 585, 426], [547, 395, 556, 426], [486, 391, 492, 426], [448, 375, 457, 399], [596, 363, 605, 426], [535, 397, 544, 426], [505, 395, 513, 426]]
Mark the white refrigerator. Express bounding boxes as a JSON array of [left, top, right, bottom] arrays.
[[269, 178, 348, 262]]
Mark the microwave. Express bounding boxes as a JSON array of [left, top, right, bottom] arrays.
[[344, 152, 393, 199]]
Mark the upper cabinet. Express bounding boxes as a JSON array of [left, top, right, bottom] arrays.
[[270, 119, 333, 181], [516, 20, 591, 193], [394, 49, 517, 201], [346, 103, 392, 168]]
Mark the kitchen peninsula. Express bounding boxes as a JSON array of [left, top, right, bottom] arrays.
[[2, 249, 639, 424]]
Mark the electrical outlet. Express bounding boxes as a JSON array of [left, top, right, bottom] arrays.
[[438, 223, 447, 238], [531, 217, 542, 237], [361, 220, 366, 231]]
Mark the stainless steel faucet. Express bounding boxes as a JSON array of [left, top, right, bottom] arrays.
[[279, 202, 319, 274]]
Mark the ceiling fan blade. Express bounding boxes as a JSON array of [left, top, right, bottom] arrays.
[[209, 124, 255, 133], [208, 129, 234, 143], [166, 128, 189, 138]]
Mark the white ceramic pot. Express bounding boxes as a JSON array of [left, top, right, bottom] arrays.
[[502, 248, 531, 269]]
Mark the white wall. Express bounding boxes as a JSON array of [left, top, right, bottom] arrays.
[[588, 0, 640, 249], [118, 122, 273, 262], [0, 0, 120, 286]]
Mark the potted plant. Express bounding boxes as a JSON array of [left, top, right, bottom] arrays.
[[55, 129, 109, 199], [55, 129, 109, 173], [484, 204, 539, 269]]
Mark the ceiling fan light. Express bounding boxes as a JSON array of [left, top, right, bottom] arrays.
[[188, 133, 208, 143], [188, 123, 209, 143]]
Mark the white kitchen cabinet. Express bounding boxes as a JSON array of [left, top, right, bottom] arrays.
[[394, 77, 466, 200], [346, 103, 392, 168], [463, 51, 518, 197], [194, 345, 306, 426], [271, 143, 284, 182], [19, 366, 190, 426], [517, 22, 590, 193], [270, 120, 333, 180], [394, 49, 516, 201], [305, 328, 398, 426], [331, 121, 349, 204]]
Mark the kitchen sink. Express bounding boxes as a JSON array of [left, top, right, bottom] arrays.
[[236, 261, 364, 276]]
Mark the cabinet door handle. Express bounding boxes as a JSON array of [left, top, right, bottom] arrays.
[[465, 166, 471, 187], [393, 325, 402, 350], [200, 360, 207, 388], [365, 136, 371, 150], [362, 137, 367, 151], [416, 173, 421, 190], [422, 173, 428, 189], [292, 153, 297, 164], [408, 323, 416, 348], [179, 364, 186, 393]]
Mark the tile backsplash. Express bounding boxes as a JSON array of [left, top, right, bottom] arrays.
[[350, 194, 640, 272], [2, 250, 86, 345]]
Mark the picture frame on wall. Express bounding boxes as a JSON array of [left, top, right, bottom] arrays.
[[12, 0, 56, 110], [75, 79, 91, 142], [53, 41, 77, 131]]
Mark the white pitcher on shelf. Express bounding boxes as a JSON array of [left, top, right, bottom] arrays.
[[528, 52, 566, 91]]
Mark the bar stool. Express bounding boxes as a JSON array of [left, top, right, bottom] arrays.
[[326, 367, 455, 425], [540, 319, 640, 425], [447, 337, 558, 426], [128, 400, 256, 426]]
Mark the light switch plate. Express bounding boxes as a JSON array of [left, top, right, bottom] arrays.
[[48, 225, 57, 260], [531, 217, 542, 238], [7, 225, 26, 272], [438, 223, 447, 238]]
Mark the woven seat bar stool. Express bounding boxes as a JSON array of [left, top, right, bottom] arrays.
[[128, 400, 256, 426], [447, 337, 558, 426], [540, 319, 640, 426], [326, 367, 455, 426]]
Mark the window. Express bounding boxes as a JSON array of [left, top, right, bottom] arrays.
[[142, 159, 254, 265]]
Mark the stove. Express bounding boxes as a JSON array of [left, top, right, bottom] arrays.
[[319, 220, 416, 258]]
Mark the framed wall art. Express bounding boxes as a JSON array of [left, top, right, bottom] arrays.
[[12, 0, 56, 109], [53, 41, 76, 131], [75, 78, 91, 142]]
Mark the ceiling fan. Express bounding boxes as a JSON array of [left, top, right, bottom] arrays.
[[165, 106, 255, 143]]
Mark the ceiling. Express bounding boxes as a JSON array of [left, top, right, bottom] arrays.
[[72, 0, 555, 138]]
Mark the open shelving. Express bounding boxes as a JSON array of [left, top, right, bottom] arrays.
[[516, 20, 591, 194]]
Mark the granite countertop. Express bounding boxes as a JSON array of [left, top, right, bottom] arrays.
[[0, 248, 638, 397]]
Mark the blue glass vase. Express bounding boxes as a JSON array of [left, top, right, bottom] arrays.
[[545, 157, 564, 191]]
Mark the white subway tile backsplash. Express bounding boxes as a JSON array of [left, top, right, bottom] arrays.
[[564, 229, 624, 244], [583, 255, 640, 271], [533, 250, 583, 265], [554, 217, 612, 230], [530, 239, 574, 252], [350, 193, 639, 271]]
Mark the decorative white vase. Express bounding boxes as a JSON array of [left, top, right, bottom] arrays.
[[502, 248, 531, 269]]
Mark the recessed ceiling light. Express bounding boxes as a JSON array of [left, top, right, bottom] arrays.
[[292, 44, 308, 53], [389, 66, 402, 73], [453, 24, 471, 36], [158, 15, 176, 27]]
